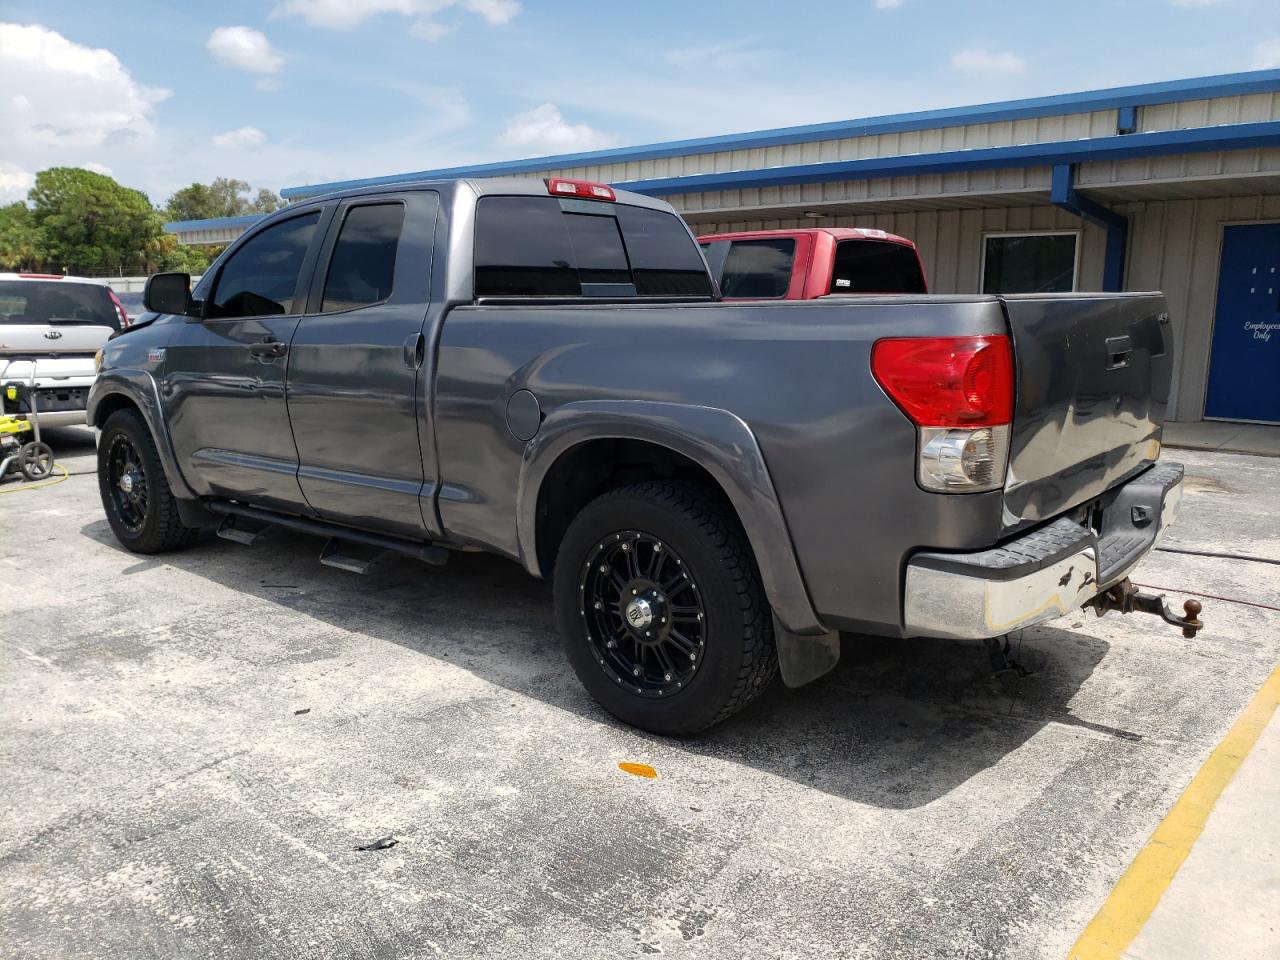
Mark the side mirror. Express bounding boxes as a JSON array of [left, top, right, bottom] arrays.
[[144, 272, 192, 316]]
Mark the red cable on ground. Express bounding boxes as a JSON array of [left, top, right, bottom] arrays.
[[1133, 583, 1280, 614]]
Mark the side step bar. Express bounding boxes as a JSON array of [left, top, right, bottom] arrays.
[[206, 500, 450, 568], [216, 514, 272, 546]]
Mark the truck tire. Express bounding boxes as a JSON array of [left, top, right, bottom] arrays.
[[553, 480, 778, 736], [98, 408, 199, 554]]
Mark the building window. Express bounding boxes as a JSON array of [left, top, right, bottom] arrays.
[[981, 232, 1078, 294]]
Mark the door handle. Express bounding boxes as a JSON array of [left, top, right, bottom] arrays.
[[404, 332, 425, 370], [249, 338, 287, 360], [1105, 335, 1132, 370]]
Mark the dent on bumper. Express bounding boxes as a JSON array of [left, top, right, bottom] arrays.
[[903, 462, 1183, 640]]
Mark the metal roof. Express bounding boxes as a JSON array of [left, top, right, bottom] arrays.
[[162, 213, 271, 234], [163, 69, 1280, 235], [280, 68, 1280, 200]]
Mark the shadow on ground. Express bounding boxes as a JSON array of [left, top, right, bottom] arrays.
[[79, 517, 1121, 809]]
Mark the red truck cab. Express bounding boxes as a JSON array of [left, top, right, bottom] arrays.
[[697, 227, 928, 300]]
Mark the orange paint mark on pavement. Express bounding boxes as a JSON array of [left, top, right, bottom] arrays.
[[618, 762, 658, 779]]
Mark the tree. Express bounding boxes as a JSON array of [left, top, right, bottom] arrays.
[[164, 177, 282, 221], [0, 202, 48, 271], [29, 167, 161, 275]]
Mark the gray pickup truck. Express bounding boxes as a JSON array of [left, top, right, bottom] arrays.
[[89, 177, 1196, 735]]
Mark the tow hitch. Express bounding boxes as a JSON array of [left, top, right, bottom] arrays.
[[1088, 578, 1204, 638]]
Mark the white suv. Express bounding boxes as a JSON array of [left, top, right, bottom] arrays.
[[0, 273, 129, 427]]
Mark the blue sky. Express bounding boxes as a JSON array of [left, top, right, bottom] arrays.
[[1, 0, 1278, 205]]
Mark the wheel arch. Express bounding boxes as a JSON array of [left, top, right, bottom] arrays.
[[517, 400, 825, 635], [89, 371, 197, 501]]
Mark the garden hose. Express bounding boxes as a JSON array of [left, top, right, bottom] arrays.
[[0, 463, 69, 495]]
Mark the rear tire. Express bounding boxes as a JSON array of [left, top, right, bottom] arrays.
[[553, 480, 777, 736], [98, 408, 199, 554]]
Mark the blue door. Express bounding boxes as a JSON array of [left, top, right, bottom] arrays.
[[1205, 223, 1280, 422]]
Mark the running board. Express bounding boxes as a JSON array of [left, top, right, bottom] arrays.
[[205, 500, 450, 567], [216, 514, 272, 546], [319, 538, 394, 575]]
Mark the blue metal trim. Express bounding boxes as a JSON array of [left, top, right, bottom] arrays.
[[1051, 164, 1128, 292], [162, 213, 267, 234], [281, 69, 1280, 199], [613, 121, 1280, 196]]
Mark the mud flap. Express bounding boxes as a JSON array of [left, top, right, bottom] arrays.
[[774, 615, 841, 688]]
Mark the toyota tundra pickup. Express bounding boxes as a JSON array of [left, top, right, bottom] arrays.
[[90, 177, 1193, 735]]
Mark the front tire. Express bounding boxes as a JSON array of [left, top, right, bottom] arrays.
[[98, 409, 198, 554], [553, 480, 777, 736]]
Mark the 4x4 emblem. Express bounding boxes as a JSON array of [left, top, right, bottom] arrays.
[[44, 330, 62, 340]]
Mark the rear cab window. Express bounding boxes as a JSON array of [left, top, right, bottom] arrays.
[[0, 280, 120, 330], [829, 240, 926, 294], [474, 196, 712, 299]]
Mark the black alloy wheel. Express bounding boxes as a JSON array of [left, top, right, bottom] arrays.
[[554, 480, 778, 736], [105, 433, 148, 532], [579, 530, 706, 699]]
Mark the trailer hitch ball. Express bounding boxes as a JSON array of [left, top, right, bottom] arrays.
[[1180, 598, 1203, 639], [1089, 578, 1204, 638]]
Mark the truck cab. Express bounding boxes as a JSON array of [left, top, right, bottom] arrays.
[[698, 227, 927, 300]]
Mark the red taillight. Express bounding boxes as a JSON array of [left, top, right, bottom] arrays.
[[871, 335, 1014, 427], [18, 273, 63, 279], [546, 177, 616, 202]]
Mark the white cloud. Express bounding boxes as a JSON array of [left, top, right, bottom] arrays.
[[1254, 38, 1280, 69], [273, 0, 519, 39], [497, 102, 613, 155], [207, 26, 284, 75], [874, 0, 905, 8], [213, 126, 268, 149], [80, 162, 112, 175], [665, 38, 774, 71], [951, 49, 1027, 75], [0, 162, 34, 202], [0, 23, 169, 151]]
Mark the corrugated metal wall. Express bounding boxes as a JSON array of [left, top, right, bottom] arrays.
[[1127, 193, 1280, 420], [524, 93, 1280, 189], [697, 194, 1280, 422]]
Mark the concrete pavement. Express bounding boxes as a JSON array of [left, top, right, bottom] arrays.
[[1, 428, 1277, 959]]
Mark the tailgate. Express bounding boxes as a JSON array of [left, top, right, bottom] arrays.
[[1001, 292, 1172, 531]]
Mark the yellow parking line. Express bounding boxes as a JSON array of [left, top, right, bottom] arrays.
[[1068, 662, 1280, 960]]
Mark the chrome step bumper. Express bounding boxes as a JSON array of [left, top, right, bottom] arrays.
[[903, 461, 1183, 640]]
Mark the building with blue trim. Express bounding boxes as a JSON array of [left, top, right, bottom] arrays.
[[165, 69, 1280, 424]]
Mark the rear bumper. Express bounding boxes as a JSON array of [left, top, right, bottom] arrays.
[[903, 461, 1183, 640], [0, 363, 96, 427]]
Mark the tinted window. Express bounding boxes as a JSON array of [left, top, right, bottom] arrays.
[[0, 281, 119, 329], [615, 205, 712, 297], [208, 212, 320, 319], [830, 240, 927, 294], [474, 196, 578, 297], [474, 196, 712, 299], [717, 238, 796, 298], [564, 213, 631, 290], [322, 204, 404, 312], [982, 234, 1076, 294], [699, 239, 730, 282]]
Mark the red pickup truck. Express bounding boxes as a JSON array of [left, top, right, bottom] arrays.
[[697, 227, 928, 300]]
